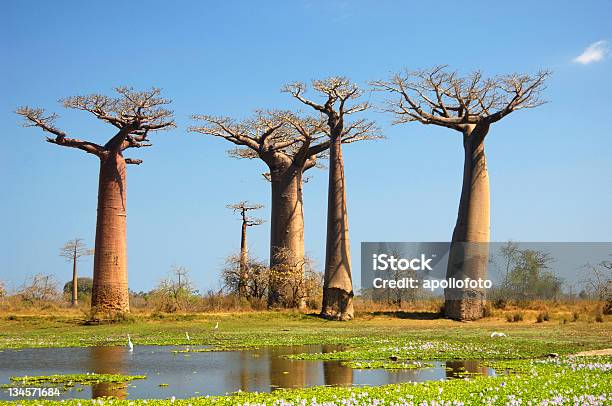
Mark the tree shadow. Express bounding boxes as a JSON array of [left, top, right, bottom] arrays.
[[302, 311, 443, 320], [368, 311, 443, 320]]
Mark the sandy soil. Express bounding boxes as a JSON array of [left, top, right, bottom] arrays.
[[574, 348, 612, 356]]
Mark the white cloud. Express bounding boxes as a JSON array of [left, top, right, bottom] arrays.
[[573, 40, 609, 64]]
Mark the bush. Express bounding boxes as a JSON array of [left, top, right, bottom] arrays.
[[223, 251, 323, 310], [150, 266, 199, 312], [63, 277, 93, 300], [506, 312, 524, 322], [536, 311, 550, 323], [87, 307, 135, 324], [482, 303, 493, 318], [19, 274, 60, 304], [492, 298, 507, 309]]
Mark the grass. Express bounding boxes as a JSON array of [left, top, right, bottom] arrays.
[[0, 311, 609, 354]]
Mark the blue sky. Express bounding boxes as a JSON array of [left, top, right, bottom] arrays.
[[1, 0, 611, 293]]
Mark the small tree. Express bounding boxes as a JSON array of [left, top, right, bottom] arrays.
[[20, 274, 59, 304], [59, 238, 93, 306], [493, 245, 561, 302], [268, 248, 323, 309], [226, 202, 264, 298], [222, 254, 270, 304], [152, 266, 198, 312], [583, 259, 612, 314]]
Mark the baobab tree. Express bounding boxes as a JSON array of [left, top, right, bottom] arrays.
[[17, 87, 175, 314], [373, 66, 549, 320], [227, 201, 264, 298], [284, 77, 379, 320], [191, 110, 329, 307], [59, 238, 93, 306]]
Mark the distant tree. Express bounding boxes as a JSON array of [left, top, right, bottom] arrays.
[[59, 238, 93, 306], [222, 254, 270, 303], [226, 202, 264, 298], [0, 280, 5, 300], [153, 266, 198, 312], [373, 67, 549, 320], [17, 87, 175, 314], [494, 246, 561, 302], [20, 274, 59, 304], [284, 77, 380, 320], [63, 277, 94, 301], [583, 258, 612, 314]]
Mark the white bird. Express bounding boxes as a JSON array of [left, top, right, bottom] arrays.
[[127, 334, 134, 351], [214, 322, 219, 330], [490, 332, 507, 338], [185, 332, 190, 341]]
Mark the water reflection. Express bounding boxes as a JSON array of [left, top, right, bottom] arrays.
[[269, 346, 306, 389], [88, 346, 128, 399], [322, 346, 353, 387], [445, 360, 492, 379], [0, 345, 496, 400]]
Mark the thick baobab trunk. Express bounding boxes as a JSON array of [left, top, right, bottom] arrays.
[[445, 125, 490, 320], [321, 136, 354, 320], [91, 151, 129, 314], [239, 221, 248, 297], [268, 164, 306, 308], [71, 253, 78, 306]]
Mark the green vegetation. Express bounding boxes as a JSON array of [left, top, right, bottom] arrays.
[[5, 357, 611, 405], [341, 360, 432, 370], [0, 312, 609, 404], [0, 312, 609, 355], [9, 374, 145, 386]]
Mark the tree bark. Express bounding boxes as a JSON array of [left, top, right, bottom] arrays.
[[71, 252, 78, 306], [321, 135, 354, 320], [239, 221, 248, 298], [91, 151, 129, 314], [268, 162, 306, 308], [445, 124, 490, 320]]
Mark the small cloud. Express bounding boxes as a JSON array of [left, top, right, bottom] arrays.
[[573, 40, 609, 64]]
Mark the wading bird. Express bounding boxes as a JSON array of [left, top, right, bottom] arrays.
[[127, 334, 134, 351]]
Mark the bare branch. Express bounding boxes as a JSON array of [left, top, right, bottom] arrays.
[[372, 66, 550, 132], [59, 238, 93, 261], [62, 87, 175, 135], [227, 201, 265, 226], [17, 87, 175, 160], [190, 115, 263, 151], [191, 110, 329, 166], [285, 77, 381, 143]]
